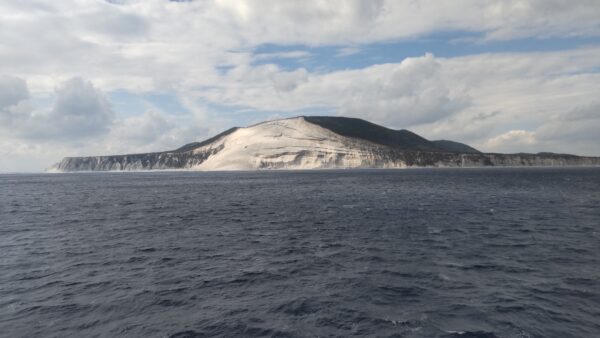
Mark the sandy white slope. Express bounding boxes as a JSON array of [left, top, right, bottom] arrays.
[[51, 116, 600, 171], [192, 117, 405, 170]]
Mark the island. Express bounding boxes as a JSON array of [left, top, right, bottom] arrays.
[[51, 116, 600, 171]]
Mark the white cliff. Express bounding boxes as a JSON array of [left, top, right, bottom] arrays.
[[191, 117, 403, 170], [51, 116, 600, 171]]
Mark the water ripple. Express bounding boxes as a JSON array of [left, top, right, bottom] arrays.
[[1, 168, 599, 337]]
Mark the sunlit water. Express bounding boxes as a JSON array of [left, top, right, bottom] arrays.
[[1, 168, 600, 337]]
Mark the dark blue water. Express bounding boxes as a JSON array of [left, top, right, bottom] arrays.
[[1, 168, 600, 338]]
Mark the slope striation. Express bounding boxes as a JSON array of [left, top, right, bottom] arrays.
[[51, 116, 600, 171], [303, 116, 442, 151]]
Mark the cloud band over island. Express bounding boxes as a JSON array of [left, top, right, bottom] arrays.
[[1, 0, 600, 171]]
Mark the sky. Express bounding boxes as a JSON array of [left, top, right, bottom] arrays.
[[1, 0, 600, 172]]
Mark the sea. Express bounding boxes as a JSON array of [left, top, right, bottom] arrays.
[[1, 168, 600, 338]]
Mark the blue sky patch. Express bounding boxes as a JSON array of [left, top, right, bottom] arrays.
[[251, 32, 600, 72]]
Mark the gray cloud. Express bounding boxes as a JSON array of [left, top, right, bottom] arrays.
[[558, 102, 600, 122], [203, 53, 470, 128], [0, 76, 212, 171], [0, 75, 32, 132], [81, 3, 148, 39], [104, 110, 210, 155], [0, 76, 114, 141], [2, 1, 600, 93], [535, 102, 600, 154], [0, 75, 29, 109], [340, 54, 470, 127], [44, 77, 115, 140], [1, 1, 600, 171], [480, 102, 600, 156]]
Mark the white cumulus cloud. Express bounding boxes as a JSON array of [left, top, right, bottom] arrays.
[[0, 77, 115, 141], [1, 0, 600, 170]]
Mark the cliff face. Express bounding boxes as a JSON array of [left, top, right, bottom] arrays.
[[52, 149, 600, 171], [51, 116, 600, 171], [53, 147, 221, 171]]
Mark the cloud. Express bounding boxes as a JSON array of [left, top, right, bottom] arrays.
[[0, 76, 209, 148], [481, 0, 600, 40], [194, 47, 600, 157], [4, 43, 600, 171], [557, 102, 600, 122], [338, 53, 470, 127], [1, 1, 600, 170], [0, 76, 32, 131], [45, 77, 115, 139], [0, 75, 29, 109], [483, 130, 537, 153], [2, 0, 600, 94], [0, 77, 115, 141], [104, 110, 209, 154], [253, 51, 312, 61], [111, 110, 173, 146], [201, 53, 469, 127], [0, 76, 211, 170], [336, 46, 361, 57], [211, 0, 600, 44], [479, 102, 600, 156], [533, 102, 600, 155], [272, 68, 309, 92]]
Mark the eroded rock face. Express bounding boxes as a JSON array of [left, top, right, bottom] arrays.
[[52, 148, 220, 171], [51, 117, 600, 171]]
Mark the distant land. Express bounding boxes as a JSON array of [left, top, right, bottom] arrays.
[[51, 116, 600, 171]]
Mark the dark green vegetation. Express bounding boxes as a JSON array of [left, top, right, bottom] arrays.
[[431, 140, 481, 154], [52, 116, 600, 171], [304, 116, 477, 152]]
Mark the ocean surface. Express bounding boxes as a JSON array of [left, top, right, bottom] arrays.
[[1, 168, 600, 338]]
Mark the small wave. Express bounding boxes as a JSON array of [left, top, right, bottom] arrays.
[[442, 331, 498, 338], [271, 297, 322, 316], [169, 330, 206, 338]]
